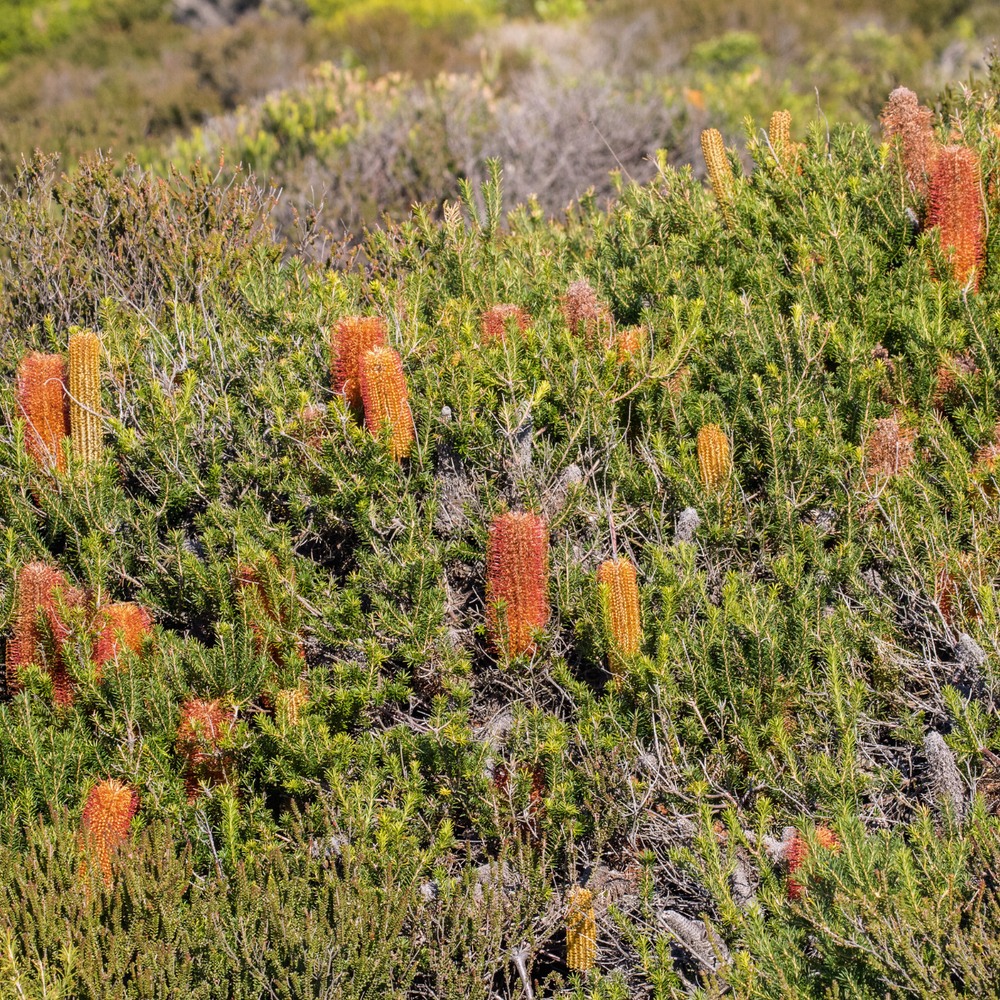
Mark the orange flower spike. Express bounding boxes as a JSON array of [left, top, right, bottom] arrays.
[[331, 316, 387, 411], [562, 280, 611, 350], [16, 352, 70, 471], [486, 511, 550, 658], [481, 304, 530, 345], [787, 825, 840, 900], [80, 778, 139, 886], [6, 562, 65, 695], [598, 558, 641, 678], [928, 145, 984, 290], [176, 698, 237, 801], [93, 603, 152, 677], [358, 346, 415, 461]]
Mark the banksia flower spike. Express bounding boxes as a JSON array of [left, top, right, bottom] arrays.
[[16, 352, 70, 471], [880, 86, 937, 198], [331, 315, 387, 411], [701, 128, 736, 229], [768, 109, 792, 164], [481, 304, 530, 345], [787, 825, 840, 900], [68, 329, 102, 464], [358, 346, 415, 461], [486, 511, 549, 658], [597, 558, 641, 678], [562, 280, 611, 351], [566, 886, 597, 972], [612, 326, 643, 363], [6, 561, 85, 706], [93, 603, 152, 678], [864, 414, 916, 483], [276, 686, 309, 726], [176, 698, 237, 801], [697, 424, 731, 492], [928, 145, 984, 290], [80, 778, 139, 886]]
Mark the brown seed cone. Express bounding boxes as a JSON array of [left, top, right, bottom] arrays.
[[16, 352, 70, 472], [486, 511, 550, 658], [864, 414, 916, 482], [69, 330, 103, 464], [80, 778, 139, 886], [701, 128, 736, 229], [358, 346, 415, 461], [566, 886, 597, 971], [931, 351, 979, 412], [697, 424, 731, 492], [562, 280, 612, 350], [597, 558, 641, 678], [331, 316, 387, 411], [880, 86, 937, 198]]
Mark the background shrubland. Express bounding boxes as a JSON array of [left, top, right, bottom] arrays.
[[2, 34, 1000, 995]]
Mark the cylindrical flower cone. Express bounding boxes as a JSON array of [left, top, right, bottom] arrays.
[[928, 145, 983, 290], [69, 329, 103, 464], [486, 511, 549, 658], [566, 886, 597, 972], [331, 316, 387, 411], [697, 424, 731, 492], [481, 304, 529, 345], [597, 558, 641, 678], [16, 352, 70, 472], [176, 698, 237, 801], [80, 778, 139, 886], [93, 603, 152, 679], [358, 346, 415, 461], [701, 128, 736, 229]]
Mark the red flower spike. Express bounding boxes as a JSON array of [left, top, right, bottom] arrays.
[[331, 316, 387, 411], [481, 304, 530, 345], [787, 825, 840, 900], [928, 145, 984, 291], [80, 778, 139, 886], [358, 346, 415, 461], [176, 698, 237, 801], [93, 603, 153, 678], [486, 511, 549, 658], [16, 353, 70, 472]]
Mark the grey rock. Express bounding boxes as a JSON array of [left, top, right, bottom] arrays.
[[674, 507, 700, 544], [924, 730, 965, 824]]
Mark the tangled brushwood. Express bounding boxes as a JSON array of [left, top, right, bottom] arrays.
[[3, 61, 1000, 1000]]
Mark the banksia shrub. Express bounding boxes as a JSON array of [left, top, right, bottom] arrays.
[[928, 145, 984, 290], [562, 280, 611, 350], [864, 414, 916, 482], [6, 561, 85, 706], [697, 424, 731, 491], [787, 826, 840, 900], [566, 886, 597, 972], [358, 346, 415, 461], [486, 511, 549, 658], [176, 698, 237, 800], [701, 128, 736, 228], [93, 603, 152, 677], [481, 304, 529, 345], [331, 315, 386, 411], [68, 329, 102, 464], [597, 558, 641, 678], [16, 352, 69, 471], [880, 86, 937, 197], [80, 778, 139, 886]]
